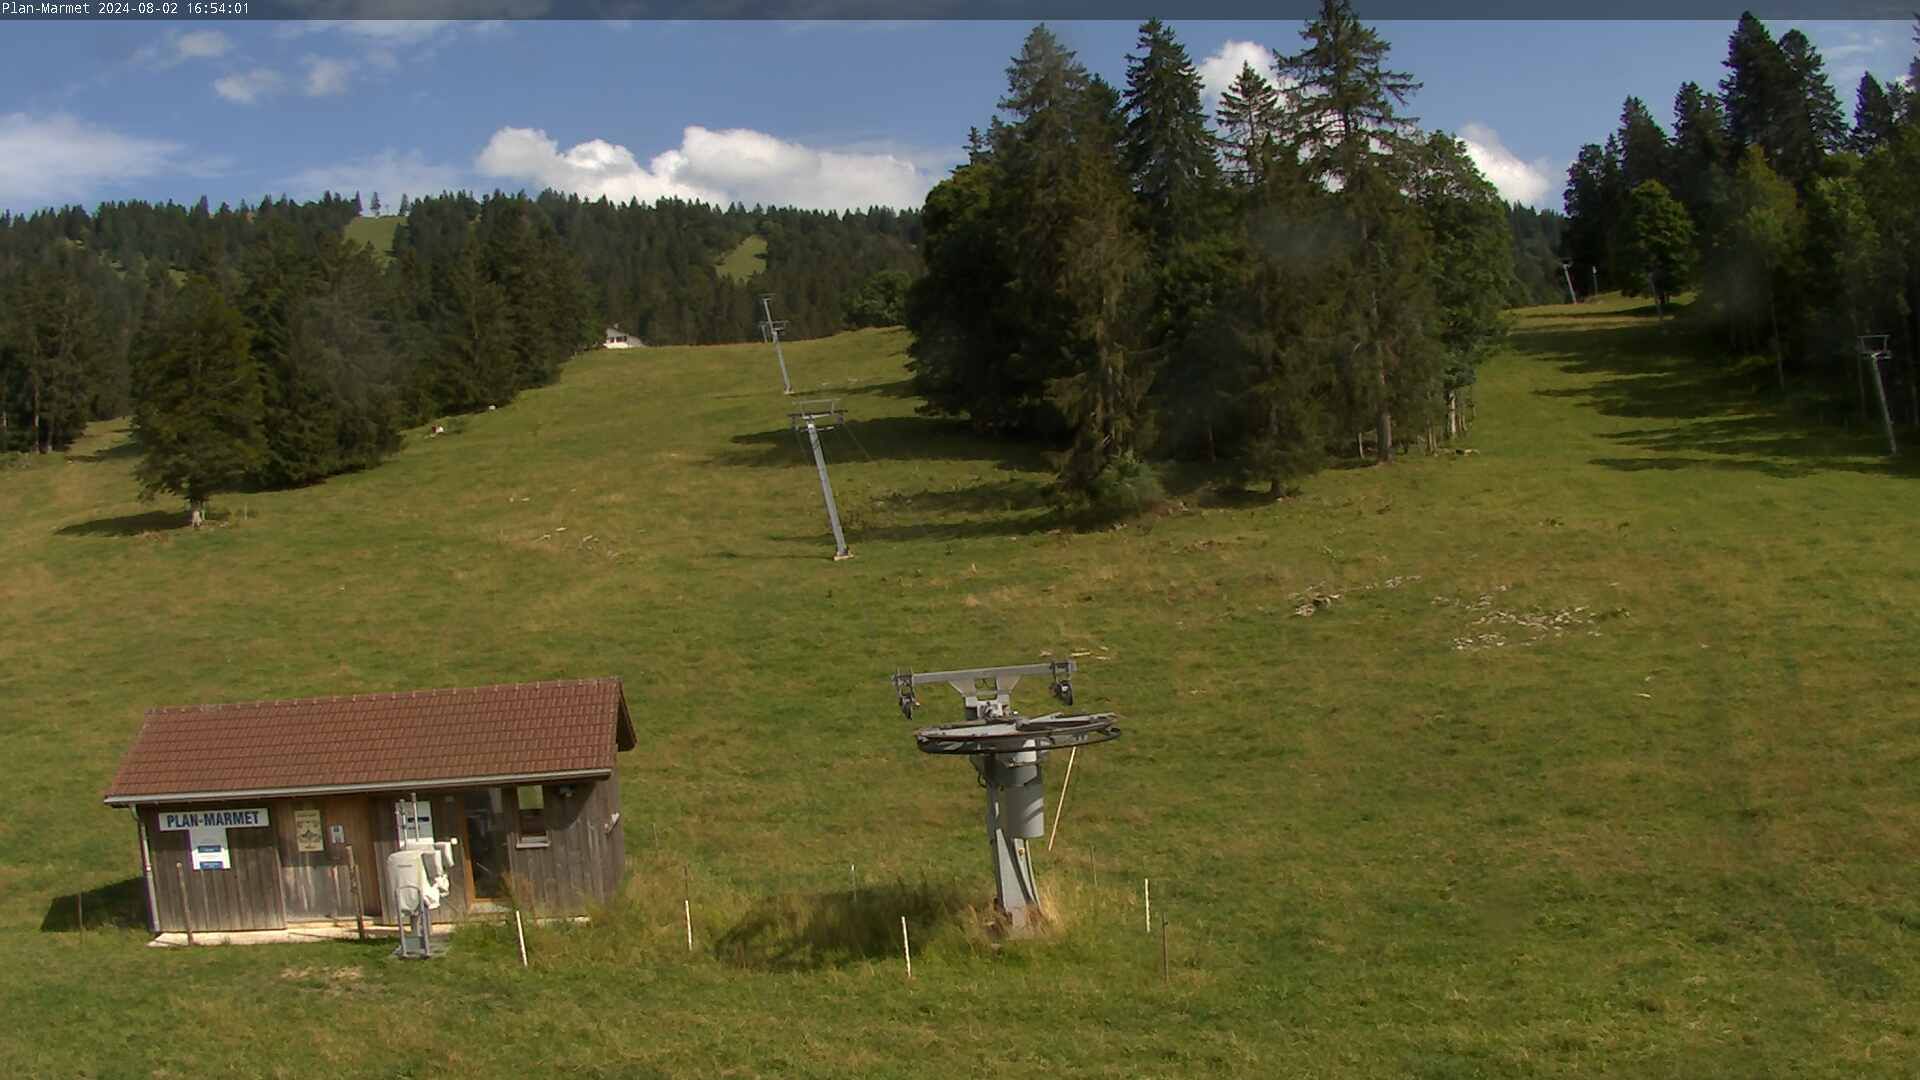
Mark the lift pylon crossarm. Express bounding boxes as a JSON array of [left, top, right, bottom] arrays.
[[893, 660, 1077, 719], [787, 400, 847, 429]]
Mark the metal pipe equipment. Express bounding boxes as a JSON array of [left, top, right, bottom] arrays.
[[892, 661, 1121, 932]]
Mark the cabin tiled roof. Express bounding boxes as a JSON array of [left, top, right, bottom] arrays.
[[103, 678, 636, 805]]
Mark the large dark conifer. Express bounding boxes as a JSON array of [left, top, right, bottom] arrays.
[[131, 277, 266, 525]]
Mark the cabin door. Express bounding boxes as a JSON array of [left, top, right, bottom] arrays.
[[460, 788, 511, 909], [320, 796, 380, 918]]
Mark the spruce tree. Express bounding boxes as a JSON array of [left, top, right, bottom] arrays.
[[1216, 62, 1284, 189], [1616, 97, 1672, 191], [1121, 19, 1232, 461], [5, 257, 100, 453], [989, 24, 1105, 438], [1278, 0, 1420, 185], [1277, 0, 1426, 462], [1780, 30, 1847, 161], [1122, 19, 1221, 248], [1721, 13, 1793, 155], [1562, 138, 1631, 291], [1414, 133, 1512, 427], [131, 277, 266, 526], [1766, 28, 1843, 182], [1852, 73, 1897, 153], [1671, 81, 1732, 233]]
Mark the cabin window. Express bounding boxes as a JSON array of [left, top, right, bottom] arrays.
[[515, 785, 549, 848]]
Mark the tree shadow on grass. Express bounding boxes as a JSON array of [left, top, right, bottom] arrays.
[[40, 877, 148, 932], [55, 509, 188, 537], [69, 440, 140, 463], [714, 879, 976, 972], [1541, 301, 1672, 320], [711, 415, 1050, 472], [1514, 322, 1919, 478], [834, 377, 920, 401]]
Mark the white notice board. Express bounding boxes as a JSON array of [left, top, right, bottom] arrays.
[[398, 798, 434, 841], [188, 826, 230, 870]]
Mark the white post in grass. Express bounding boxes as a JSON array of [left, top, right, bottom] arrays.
[[1144, 878, 1151, 933], [514, 910, 529, 968], [1046, 746, 1078, 851], [684, 898, 694, 953], [901, 916, 912, 980]]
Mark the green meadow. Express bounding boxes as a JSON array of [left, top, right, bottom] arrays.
[[342, 215, 403, 264], [716, 234, 769, 284], [2, 297, 1917, 1077]]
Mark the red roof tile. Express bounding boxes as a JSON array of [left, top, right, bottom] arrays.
[[104, 678, 635, 804]]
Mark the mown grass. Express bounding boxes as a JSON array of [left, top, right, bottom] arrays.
[[342, 215, 402, 265], [716, 234, 768, 284], [3, 298, 1918, 1076]]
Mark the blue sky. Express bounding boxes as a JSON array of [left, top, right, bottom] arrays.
[[0, 18, 1911, 216]]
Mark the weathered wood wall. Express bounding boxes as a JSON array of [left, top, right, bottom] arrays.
[[600, 771, 626, 900], [505, 779, 623, 917], [136, 775, 627, 934], [271, 796, 380, 922], [141, 806, 286, 933]]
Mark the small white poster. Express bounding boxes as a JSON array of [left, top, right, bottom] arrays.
[[188, 825, 230, 870], [398, 798, 433, 841], [294, 809, 325, 853]]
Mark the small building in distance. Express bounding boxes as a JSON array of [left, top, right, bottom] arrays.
[[604, 326, 643, 349], [102, 678, 635, 936]]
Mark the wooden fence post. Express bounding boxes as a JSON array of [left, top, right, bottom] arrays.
[[173, 862, 195, 946], [346, 845, 367, 942]]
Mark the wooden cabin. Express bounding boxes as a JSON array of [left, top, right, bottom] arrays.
[[102, 678, 636, 935]]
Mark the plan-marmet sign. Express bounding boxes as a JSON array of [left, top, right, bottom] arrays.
[[155, 808, 270, 871], [157, 808, 269, 831]]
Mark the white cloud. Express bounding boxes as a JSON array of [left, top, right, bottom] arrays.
[[173, 30, 232, 61], [304, 56, 353, 97], [0, 113, 182, 206], [214, 68, 284, 105], [281, 149, 462, 204], [136, 28, 232, 68], [1456, 122, 1554, 207], [475, 125, 936, 211], [1197, 40, 1279, 116], [277, 18, 512, 77]]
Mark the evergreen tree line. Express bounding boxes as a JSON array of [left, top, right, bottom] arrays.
[[0, 187, 922, 514], [516, 193, 921, 345], [0, 194, 362, 456], [906, 8, 1515, 506], [1561, 11, 1920, 423], [1508, 203, 1571, 306], [1, 192, 595, 521]]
